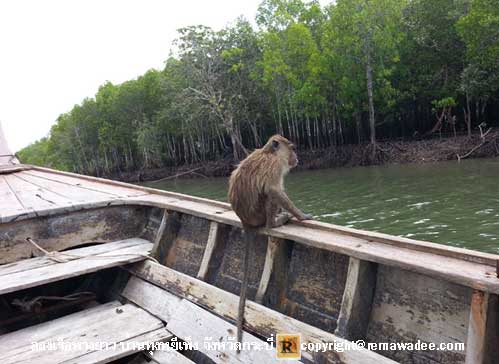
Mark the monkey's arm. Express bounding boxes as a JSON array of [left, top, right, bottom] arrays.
[[268, 188, 313, 221]]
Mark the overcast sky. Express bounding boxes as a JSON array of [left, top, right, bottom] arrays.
[[0, 0, 286, 152]]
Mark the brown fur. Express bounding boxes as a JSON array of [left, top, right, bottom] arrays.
[[228, 135, 311, 352], [228, 134, 307, 227]]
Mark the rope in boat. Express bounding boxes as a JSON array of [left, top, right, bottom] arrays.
[[11, 292, 95, 313], [26, 237, 158, 264]]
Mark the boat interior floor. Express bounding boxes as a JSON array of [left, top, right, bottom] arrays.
[[0, 300, 171, 364]]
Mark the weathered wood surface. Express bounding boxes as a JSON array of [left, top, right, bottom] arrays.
[[13, 172, 109, 205], [128, 260, 397, 364], [0, 165, 28, 174], [0, 301, 169, 364], [64, 328, 172, 364], [208, 225, 267, 299], [283, 243, 349, 332], [151, 209, 168, 256], [255, 236, 283, 303], [197, 221, 221, 280], [335, 258, 377, 341], [0, 205, 148, 265], [122, 276, 182, 322], [366, 265, 470, 363], [146, 350, 195, 364], [0, 238, 152, 295], [23, 169, 145, 198], [164, 214, 211, 277], [465, 290, 489, 364], [2, 165, 499, 296], [167, 299, 286, 364], [134, 350, 196, 364]]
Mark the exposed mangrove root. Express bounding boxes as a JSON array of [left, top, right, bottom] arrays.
[[109, 131, 499, 183], [457, 125, 494, 161]]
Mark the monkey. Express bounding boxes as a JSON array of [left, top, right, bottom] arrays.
[[228, 134, 312, 352]]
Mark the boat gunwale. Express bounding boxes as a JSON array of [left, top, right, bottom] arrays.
[[1, 165, 499, 296], [26, 165, 499, 266]]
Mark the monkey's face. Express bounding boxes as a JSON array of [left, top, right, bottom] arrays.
[[269, 136, 299, 169], [288, 145, 298, 168]]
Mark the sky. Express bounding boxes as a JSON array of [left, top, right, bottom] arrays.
[[0, 0, 284, 153]]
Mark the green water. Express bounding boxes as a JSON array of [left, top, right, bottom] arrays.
[[143, 158, 499, 254]]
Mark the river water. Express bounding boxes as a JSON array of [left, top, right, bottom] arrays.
[[143, 158, 499, 254]]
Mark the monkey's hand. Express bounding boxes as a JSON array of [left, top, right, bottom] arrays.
[[297, 212, 313, 221]]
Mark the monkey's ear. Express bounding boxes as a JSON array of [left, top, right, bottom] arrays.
[[272, 139, 279, 151]]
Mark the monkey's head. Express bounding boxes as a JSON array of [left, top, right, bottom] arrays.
[[263, 134, 298, 170]]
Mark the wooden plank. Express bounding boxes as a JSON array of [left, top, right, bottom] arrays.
[[0, 239, 152, 295], [366, 265, 469, 363], [293, 219, 499, 266], [0, 165, 28, 174], [167, 299, 284, 364], [3, 174, 78, 209], [128, 349, 196, 364], [129, 260, 397, 364], [31, 165, 230, 209], [0, 301, 122, 350], [122, 276, 182, 322], [2, 173, 86, 210], [151, 209, 168, 257], [335, 258, 377, 341], [465, 290, 489, 364], [196, 221, 220, 280], [0, 238, 148, 277], [25, 169, 148, 198], [144, 350, 196, 364], [15, 171, 112, 204], [0, 302, 165, 364], [63, 328, 172, 364], [0, 174, 24, 211], [255, 236, 283, 303]]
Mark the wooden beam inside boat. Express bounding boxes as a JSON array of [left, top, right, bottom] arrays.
[[335, 257, 377, 341], [465, 290, 489, 364], [127, 260, 397, 364], [196, 221, 221, 281], [255, 236, 285, 303]]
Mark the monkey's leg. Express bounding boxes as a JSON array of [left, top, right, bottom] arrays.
[[265, 197, 279, 228], [237, 228, 254, 353], [269, 188, 313, 221], [274, 211, 292, 227]]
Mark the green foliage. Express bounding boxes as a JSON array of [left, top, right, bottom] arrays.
[[432, 97, 457, 113], [17, 0, 499, 174], [457, 0, 499, 98]]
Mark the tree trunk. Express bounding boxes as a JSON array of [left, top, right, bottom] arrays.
[[364, 45, 376, 152], [355, 111, 362, 145], [465, 92, 472, 137]]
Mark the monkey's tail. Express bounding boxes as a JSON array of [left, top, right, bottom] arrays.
[[236, 227, 255, 353]]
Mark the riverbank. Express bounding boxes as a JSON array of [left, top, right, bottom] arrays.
[[111, 131, 499, 183]]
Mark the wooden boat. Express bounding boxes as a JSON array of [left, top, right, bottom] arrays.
[[0, 127, 497, 364]]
